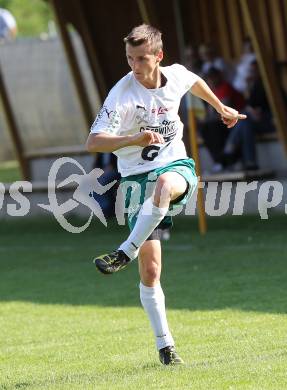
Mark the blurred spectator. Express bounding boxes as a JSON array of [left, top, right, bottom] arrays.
[[199, 43, 234, 82], [233, 37, 256, 94], [0, 8, 17, 42], [181, 45, 206, 127], [199, 67, 245, 173], [91, 153, 120, 218], [223, 61, 275, 171], [184, 45, 202, 74]]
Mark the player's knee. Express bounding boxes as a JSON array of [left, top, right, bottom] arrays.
[[140, 255, 160, 282], [143, 261, 160, 281], [156, 175, 173, 193], [154, 176, 173, 206]]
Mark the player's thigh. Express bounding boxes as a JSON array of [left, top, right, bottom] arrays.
[[138, 240, 162, 286], [155, 171, 187, 203]]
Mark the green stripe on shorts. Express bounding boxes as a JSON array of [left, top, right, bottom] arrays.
[[120, 158, 198, 231]]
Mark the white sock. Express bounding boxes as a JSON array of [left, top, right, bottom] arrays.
[[139, 282, 174, 350], [119, 198, 168, 260]]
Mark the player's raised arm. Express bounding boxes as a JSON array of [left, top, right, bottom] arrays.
[[190, 77, 247, 128], [86, 131, 164, 153]]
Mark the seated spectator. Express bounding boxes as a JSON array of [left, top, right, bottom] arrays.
[[198, 67, 245, 173], [223, 61, 275, 171], [199, 43, 234, 83], [233, 37, 256, 94], [181, 45, 206, 125], [184, 45, 202, 74], [0, 8, 17, 42]]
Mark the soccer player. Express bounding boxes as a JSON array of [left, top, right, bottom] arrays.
[[86, 24, 246, 365]]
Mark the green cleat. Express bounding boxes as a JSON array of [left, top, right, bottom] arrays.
[[93, 250, 131, 275], [159, 346, 184, 365]]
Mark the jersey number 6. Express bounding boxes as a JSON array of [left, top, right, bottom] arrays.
[[141, 145, 160, 161]]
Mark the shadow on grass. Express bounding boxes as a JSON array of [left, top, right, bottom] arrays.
[[0, 215, 286, 314]]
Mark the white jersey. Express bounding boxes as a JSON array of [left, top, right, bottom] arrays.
[[90, 64, 199, 177]]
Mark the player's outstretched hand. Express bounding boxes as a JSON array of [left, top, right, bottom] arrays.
[[131, 130, 165, 147], [219, 105, 247, 128]]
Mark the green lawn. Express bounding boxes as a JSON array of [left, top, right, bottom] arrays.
[[0, 215, 287, 389], [0, 161, 21, 183]]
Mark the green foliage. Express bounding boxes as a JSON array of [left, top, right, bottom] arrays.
[[0, 0, 53, 37], [0, 0, 12, 9], [1, 216, 287, 389]]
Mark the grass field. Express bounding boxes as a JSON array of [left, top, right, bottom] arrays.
[[1, 215, 287, 389], [0, 161, 21, 183]]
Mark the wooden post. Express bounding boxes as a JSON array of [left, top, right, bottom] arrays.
[[50, 0, 94, 130], [137, 0, 170, 63], [0, 66, 29, 180], [240, 0, 287, 155], [187, 100, 207, 235], [173, 0, 207, 235], [71, 0, 107, 101], [137, 0, 151, 24]]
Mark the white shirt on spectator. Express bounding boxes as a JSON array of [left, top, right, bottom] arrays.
[[233, 53, 256, 93], [0, 8, 17, 40]]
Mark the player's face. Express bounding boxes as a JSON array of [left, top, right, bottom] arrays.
[[126, 42, 163, 88]]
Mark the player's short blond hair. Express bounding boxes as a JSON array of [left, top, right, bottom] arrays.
[[124, 24, 163, 54]]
